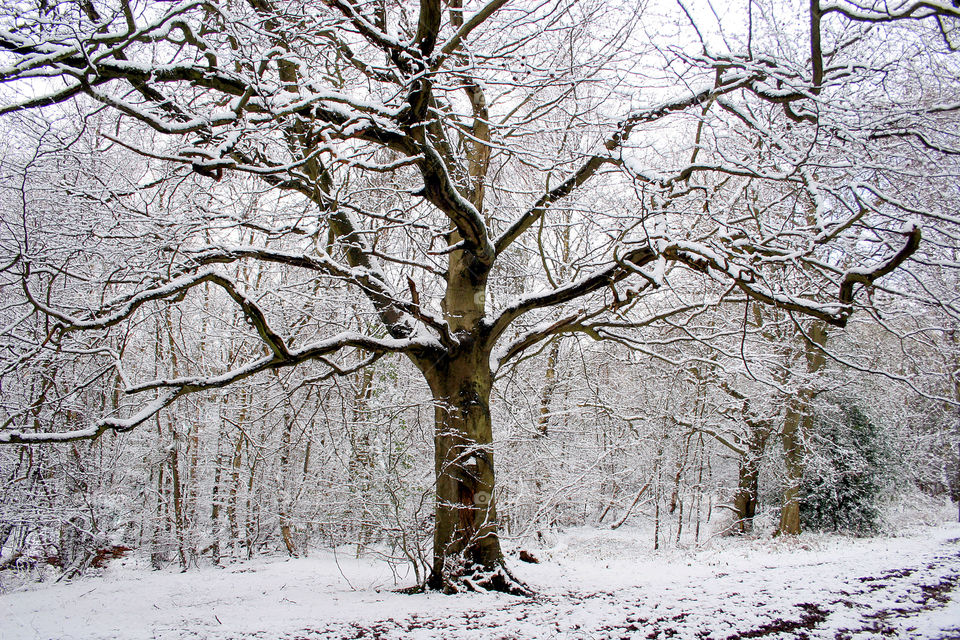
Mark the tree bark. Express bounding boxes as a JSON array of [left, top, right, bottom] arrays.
[[778, 395, 808, 535], [733, 452, 761, 534], [167, 421, 189, 571], [421, 345, 525, 593], [278, 410, 299, 557], [209, 430, 224, 565], [732, 424, 769, 535], [777, 321, 827, 535], [418, 316, 529, 594], [227, 427, 244, 555], [536, 340, 560, 437]]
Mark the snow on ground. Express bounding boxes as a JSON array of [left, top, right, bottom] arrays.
[[2, 522, 959, 640]]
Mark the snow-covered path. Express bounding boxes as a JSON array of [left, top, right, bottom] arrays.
[[2, 523, 959, 639]]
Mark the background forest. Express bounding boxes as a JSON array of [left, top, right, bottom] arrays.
[[0, 0, 958, 593], [1, 297, 956, 583]]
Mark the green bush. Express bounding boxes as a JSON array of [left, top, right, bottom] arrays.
[[800, 405, 885, 535]]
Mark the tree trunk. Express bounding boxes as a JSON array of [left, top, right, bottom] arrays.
[[777, 321, 827, 536], [778, 397, 806, 535], [536, 339, 560, 436], [227, 429, 244, 555], [151, 442, 166, 570], [733, 453, 761, 535], [349, 366, 375, 548], [227, 388, 249, 556], [409, 220, 527, 594], [209, 434, 224, 566], [732, 424, 768, 535], [167, 424, 189, 571], [421, 347, 526, 594], [244, 442, 260, 559], [278, 410, 299, 557]]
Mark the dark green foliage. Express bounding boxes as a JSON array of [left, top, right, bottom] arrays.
[[800, 404, 885, 535]]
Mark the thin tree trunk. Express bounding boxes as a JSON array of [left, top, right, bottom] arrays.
[[161, 309, 189, 569], [244, 438, 260, 559], [654, 441, 663, 551], [151, 435, 166, 570], [536, 339, 560, 437], [350, 365, 375, 548], [227, 426, 244, 555], [278, 410, 298, 557], [210, 430, 224, 565], [149, 319, 167, 570], [167, 420, 188, 570], [610, 481, 651, 530]]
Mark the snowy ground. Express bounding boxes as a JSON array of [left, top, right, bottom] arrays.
[[2, 522, 960, 639]]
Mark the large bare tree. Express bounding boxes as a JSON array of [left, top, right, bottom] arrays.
[[1, 0, 954, 591]]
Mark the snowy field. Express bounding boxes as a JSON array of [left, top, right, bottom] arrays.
[[2, 522, 959, 640]]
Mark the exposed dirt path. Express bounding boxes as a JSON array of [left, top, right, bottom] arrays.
[[598, 538, 960, 639]]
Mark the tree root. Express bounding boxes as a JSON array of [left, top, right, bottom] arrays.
[[410, 560, 534, 596]]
